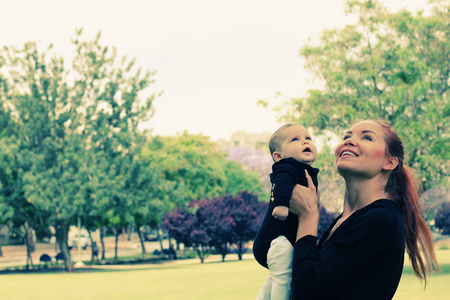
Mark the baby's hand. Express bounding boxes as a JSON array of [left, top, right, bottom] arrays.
[[272, 206, 289, 220]]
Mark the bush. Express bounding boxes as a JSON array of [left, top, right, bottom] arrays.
[[435, 202, 450, 235], [318, 206, 337, 240]]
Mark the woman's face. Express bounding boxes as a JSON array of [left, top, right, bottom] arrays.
[[334, 121, 392, 178]]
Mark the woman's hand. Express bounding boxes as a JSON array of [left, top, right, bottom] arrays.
[[290, 170, 319, 241], [290, 170, 318, 217]]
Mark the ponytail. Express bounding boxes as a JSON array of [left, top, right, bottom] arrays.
[[376, 120, 440, 286], [387, 164, 439, 285]]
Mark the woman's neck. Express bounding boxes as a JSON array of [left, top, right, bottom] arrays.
[[341, 174, 389, 218]]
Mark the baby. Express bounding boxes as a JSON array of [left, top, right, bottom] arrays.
[[253, 123, 319, 300]]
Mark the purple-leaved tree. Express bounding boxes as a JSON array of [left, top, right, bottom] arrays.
[[162, 191, 266, 263]]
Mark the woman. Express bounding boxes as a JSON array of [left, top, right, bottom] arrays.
[[289, 120, 439, 300]]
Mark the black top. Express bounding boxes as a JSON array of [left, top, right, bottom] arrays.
[[253, 158, 319, 268], [271, 158, 319, 208], [292, 199, 405, 300]]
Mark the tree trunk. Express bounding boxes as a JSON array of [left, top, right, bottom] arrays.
[[136, 226, 146, 258], [100, 226, 106, 260], [157, 228, 164, 252], [196, 245, 209, 263], [237, 242, 245, 260], [127, 223, 132, 241], [197, 247, 204, 263], [55, 221, 73, 272], [24, 233, 33, 269], [23, 222, 34, 269], [0, 225, 4, 257], [113, 227, 119, 262], [87, 229, 99, 263]]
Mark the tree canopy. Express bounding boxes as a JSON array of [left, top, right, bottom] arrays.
[[162, 191, 266, 263], [143, 132, 265, 205], [0, 29, 157, 270], [268, 0, 449, 188]]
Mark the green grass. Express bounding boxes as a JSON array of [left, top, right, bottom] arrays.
[[1, 250, 449, 300], [393, 249, 450, 300]]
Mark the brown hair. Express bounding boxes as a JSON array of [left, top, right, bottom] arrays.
[[269, 123, 298, 160], [374, 120, 440, 285]]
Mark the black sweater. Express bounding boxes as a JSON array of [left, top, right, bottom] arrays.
[[253, 158, 319, 268], [292, 199, 405, 300]]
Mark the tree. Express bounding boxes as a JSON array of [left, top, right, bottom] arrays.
[[144, 134, 227, 202], [163, 191, 265, 263], [228, 191, 266, 260], [221, 160, 265, 201], [420, 180, 450, 221], [435, 202, 450, 235], [0, 128, 52, 268], [313, 145, 345, 212], [225, 147, 273, 196], [268, 0, 449, 188], [128, 158, 184, 258], [0, 29, 157, 271], [163, 203, 212, 263], [144, 133, 265, 206], [162, 208, 195, 248], [318, 206, 337, 240]]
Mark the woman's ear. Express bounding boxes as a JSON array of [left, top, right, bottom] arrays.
[[383, 156, 399, 171], [273, 151, 282, 162]]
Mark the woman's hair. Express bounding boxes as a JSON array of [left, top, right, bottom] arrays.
[[374, 120, 440, 285]]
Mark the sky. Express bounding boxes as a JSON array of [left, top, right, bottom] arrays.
[[0, 0, 429, 141]]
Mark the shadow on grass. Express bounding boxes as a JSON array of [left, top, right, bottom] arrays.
[[0, 256, 251, 275], [0, 257, 175, 275], [402, 263, 450, 275]]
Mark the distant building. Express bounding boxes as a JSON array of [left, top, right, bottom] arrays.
[[216, 130, 272, 152]]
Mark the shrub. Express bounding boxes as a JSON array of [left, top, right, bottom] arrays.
[[435, 202, 450, 235]]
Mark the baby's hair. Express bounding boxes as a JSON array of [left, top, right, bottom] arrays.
[[269, 123, 299, 158]]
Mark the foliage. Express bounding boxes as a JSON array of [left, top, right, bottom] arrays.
[[313, 144, 345, 212], [221, 191, 266, 260], [221, 160, 265, 201], [128, 158, 183, 256], [269, 0, 449, 188], [435, 202, 450, 235], [144, 133, 264, 205], [225, 147, 273, 196], [0, 29, 157, 270], [144, 133, 227, 202], [162, 191, 265, 263], [420, 179, 450, 221], [318, 206, 338, 240]]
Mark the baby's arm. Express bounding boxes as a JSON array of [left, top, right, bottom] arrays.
[[271, 160, 311, 221]]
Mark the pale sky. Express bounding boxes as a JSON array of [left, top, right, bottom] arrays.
[[1, 0, 429, 140]]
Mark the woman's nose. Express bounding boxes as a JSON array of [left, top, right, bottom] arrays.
[[344, 137, 355, 146]]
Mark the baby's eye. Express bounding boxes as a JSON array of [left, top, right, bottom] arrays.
[[305, 136, 311, 140], [291, 137, 299, 142]]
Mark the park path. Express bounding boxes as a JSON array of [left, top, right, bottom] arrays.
[[0, 234, 169, 269], [0, 235, 255, 270]]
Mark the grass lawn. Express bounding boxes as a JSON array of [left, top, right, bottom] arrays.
[[1, 250, 449, 300]]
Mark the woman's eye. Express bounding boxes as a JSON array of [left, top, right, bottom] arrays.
[[343, 135, 350, 141], [363, 135, 372, 141]]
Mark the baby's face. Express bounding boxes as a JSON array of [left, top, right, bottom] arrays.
[[275, 125, 317, 165]]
